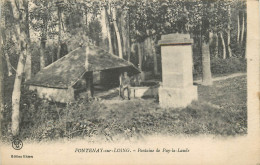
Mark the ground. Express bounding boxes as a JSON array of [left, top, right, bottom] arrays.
[[1, 74, 247, 142], [93, 74, 247, 137]]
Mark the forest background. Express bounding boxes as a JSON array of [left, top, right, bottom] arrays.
[[0, 0, 247, 141]]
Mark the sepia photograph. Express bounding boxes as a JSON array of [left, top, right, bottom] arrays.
[[0, 0, 259, 164]]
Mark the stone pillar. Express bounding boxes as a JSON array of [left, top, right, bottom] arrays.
[[158, 33, 197, 108]]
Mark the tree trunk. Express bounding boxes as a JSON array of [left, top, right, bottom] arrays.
[[214, 32, 219, 58], [24, 51, 31, 80], [82, 9, 88, 35], [39, 1, 48, 69], [151, 38, 158, 75], [209, 31, 214, 57], [85, 44, 93, 99], [227, 29, 232, 58], [0, 55, 3, 123], [40, 40, 46, 69], [11, 0, 28, 136], [1, 7, 13, 77], [111, 6, 123, 89], [227, 4, 232, 58], [85, 45, 91, 96], [120, 11, 127, 59], [219, 32, 226, 59], [1, 30, 13, 76], [142, 42, 145, 65], [112, 7, 123, 59], [57, 7, 62, 59], [127, 11, 131, 62], [137, 42, 142, 71], [201, 40, 212, 86], [82, 7, 87, 34], [0, 20, 4, 123], [86, 72, 94, 98], [112, 30, 118, 55], [240, 12, 245, 44], [12, 51, 27, 136], [237, 14, 240, 44], [209, 31, 214, 45], [5, 54, 13, 76], [105, 8, 113, 54], [24, 0, 31, 80]]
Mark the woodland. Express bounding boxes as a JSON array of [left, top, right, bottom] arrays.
[[0, 0, 247, 141]]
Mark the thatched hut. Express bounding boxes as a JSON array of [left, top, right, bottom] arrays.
[[25, 44, 140, 102]]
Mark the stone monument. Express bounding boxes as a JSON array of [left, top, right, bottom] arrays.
[[158, 33, 198, 108]]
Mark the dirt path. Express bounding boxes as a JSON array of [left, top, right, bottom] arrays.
[[194, 72, 246, 84]]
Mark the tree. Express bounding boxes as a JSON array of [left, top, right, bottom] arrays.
[[30, 0, 57, 69], [104, 4, 113, 54], [1, 1, 15, 77], [56, 0, 63, 60], [227, 3, 232, 58], [182, 0, 212, 85], [0, 48, 3, 124], [137, 43, 142, 70], [23, 0, 31, 80], [219, 31, 226, 59], [0, 2, 5, 123], [214, 32, 219, 58], [240, 11, 245, 44], [207, 0, 241, 59], [62, 0, 103, 47], [111, 4, 123, 59], [126, 8, 131, 61], [120, 9, 130, 60], [187, 0, 213, 85], [237, 13, 240, 44], [201, 18, 213, 85], [11, 0, 29, 136], [87, 19, 102, 46]]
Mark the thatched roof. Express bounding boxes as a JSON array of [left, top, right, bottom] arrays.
[[26, 44, 140, 89]]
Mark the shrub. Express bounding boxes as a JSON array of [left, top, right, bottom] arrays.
[[210, 57, 246, 75], [1, 75, 247, 142]]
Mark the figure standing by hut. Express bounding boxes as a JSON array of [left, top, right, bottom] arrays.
[[120, 72, 131, 100]]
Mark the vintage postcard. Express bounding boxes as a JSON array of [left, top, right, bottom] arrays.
[[0, 0, 259, 164]]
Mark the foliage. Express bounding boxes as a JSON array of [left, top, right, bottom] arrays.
[[87, 19, 102, 46], [29, 0, 58, 39], [210, 57, 246, 75], [193, 56, 246, 77], [0, 0, 248, 141]]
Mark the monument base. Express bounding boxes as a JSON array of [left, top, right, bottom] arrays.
[[159, 85, 198, 108]]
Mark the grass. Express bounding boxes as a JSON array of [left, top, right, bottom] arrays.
[[1, 75, 247, 142]]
